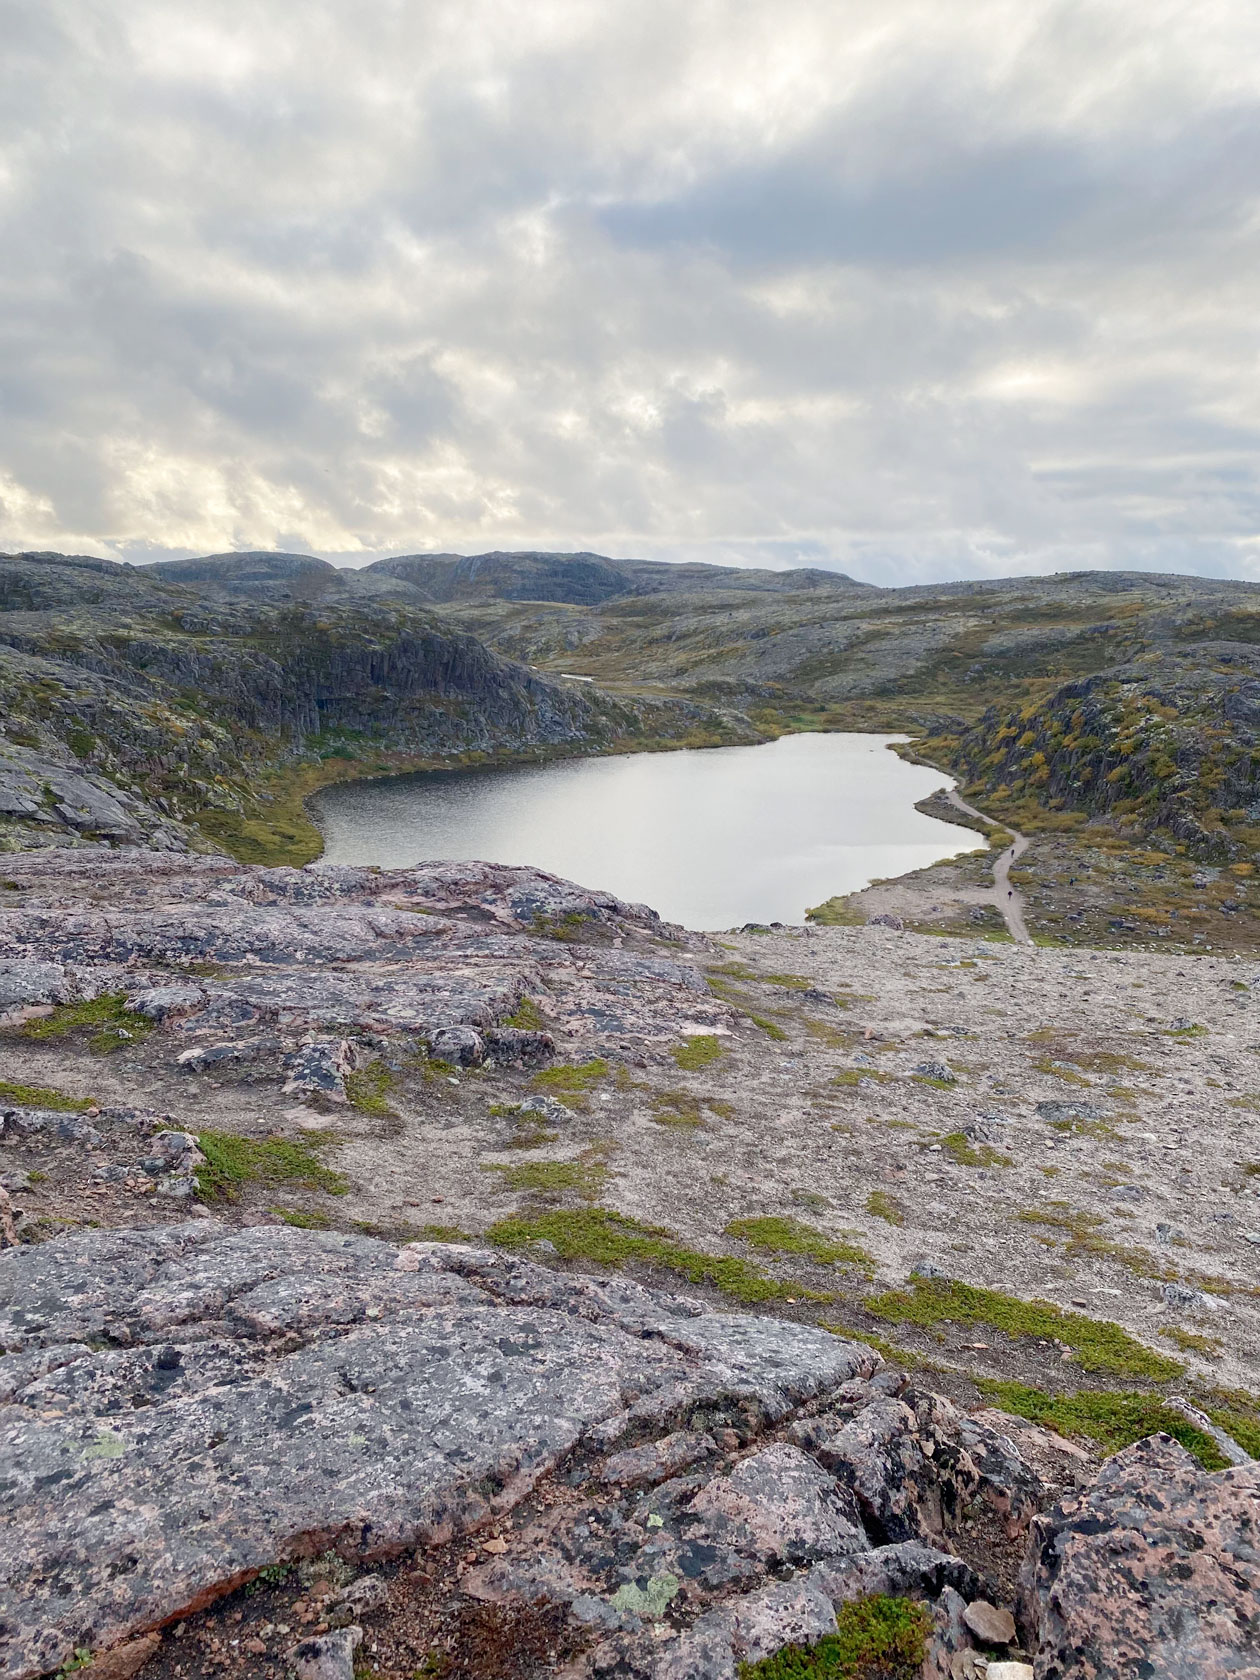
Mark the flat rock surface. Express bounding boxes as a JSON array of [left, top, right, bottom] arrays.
[[0, 1225, 874, 1680]]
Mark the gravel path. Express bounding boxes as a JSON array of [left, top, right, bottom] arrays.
[[946, 788, 1031, 943]]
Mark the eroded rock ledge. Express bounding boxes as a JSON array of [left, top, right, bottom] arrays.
[[1, 1225, 1256, 1680]]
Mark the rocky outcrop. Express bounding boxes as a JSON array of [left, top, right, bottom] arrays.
[[0, 1222, 876, 1678], [0, 849, 722, 1060], [1021, 1433, 1260, 1678], [930, 645, 1260, 861]]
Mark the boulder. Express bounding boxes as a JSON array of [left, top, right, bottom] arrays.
[[1020, 1433, 1260, 1678]]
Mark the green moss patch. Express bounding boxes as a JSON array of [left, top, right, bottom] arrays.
[[270, 1207, 332, 1229], [196, 1130, 348, 1202], [485, 1154, 612, 1200], [505, 996, 548, 1030], [650, 1090, 706, 1128], [531, 1059, 609, 1109], [344, 1061, 398, 1117], [975, 1380, 1229, 1469], [866, 1190, 905, 1226], [866, 1275, 1182, 1381], [488, 1207, 829, 1306], [748, 1012, 790, 1041], [726, 1216, 873, 1270], [737, 1595, 930, 1680], [940, 1131, 1012, 1168], [670, 1035, 725, 1070], [21, 994, 154, 1055], [0, 1081, 94, 1113]]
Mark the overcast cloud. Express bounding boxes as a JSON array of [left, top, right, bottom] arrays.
[[2, 0, 1259, 583]]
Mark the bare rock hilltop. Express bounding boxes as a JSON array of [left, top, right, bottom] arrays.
[[2, 845, 1259, 1679]]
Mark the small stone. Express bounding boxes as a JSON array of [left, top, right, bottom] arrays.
[[482, 1536, 508, 1555], [286, 1626, 362, 1680], [985, 1666, 1034, 1680], [962, 1600, 1016, 1646], [83, 1635, 163, 1679]]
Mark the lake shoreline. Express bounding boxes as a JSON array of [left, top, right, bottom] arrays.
[[309, 730, 984, 929]]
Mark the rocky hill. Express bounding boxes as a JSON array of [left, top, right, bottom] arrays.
[[919, 645, 1260, 864], [0, 554, 755, 861]]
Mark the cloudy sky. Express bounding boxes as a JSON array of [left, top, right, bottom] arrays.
[[3, 0, 1260, 583]]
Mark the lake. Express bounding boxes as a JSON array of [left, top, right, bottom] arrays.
[[310, 732, 982, 929]]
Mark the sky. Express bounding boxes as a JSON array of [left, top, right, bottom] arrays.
[[2, 0, 1260, 586]]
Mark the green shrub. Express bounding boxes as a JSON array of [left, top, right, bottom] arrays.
[[0, 1081, 94, 1113], [22, 994, 154, 1055], [726, 1216, 873, 1270], [489, 1207, 828, 1306], [867, 1275, 1182, 1381]]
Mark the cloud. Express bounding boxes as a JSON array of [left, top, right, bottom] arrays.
[[1, 0, 1259, 582]]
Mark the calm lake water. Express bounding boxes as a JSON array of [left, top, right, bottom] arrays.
[[310, 732, 982, 930]]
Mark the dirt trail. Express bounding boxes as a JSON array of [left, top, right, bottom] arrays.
[[945, 788, 1031, 943]]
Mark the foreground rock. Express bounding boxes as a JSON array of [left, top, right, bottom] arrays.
[[0, 1224, 874, 1677], [1022, 1433, 1260, 1677], [1, 1225, 1253, 1680]]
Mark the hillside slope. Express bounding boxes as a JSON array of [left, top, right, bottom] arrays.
[[0, 553, 755, 861]]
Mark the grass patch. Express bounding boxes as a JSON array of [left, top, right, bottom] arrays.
[[0, 1081, 94, 1113], [196, 1130, 348, 1202], [270, 1206, 332, 1229], [866, 1190, 905, 1227], [1161, 1327, 1222, 1360], [21, 994, 154, 1055], [530, 1058, 608, 1109], [803, 1017, 860, 1049], [1032, 1057, 1093, 1088], [670, 1035, 725, 1070], [940, 1131, 1011, 1167], [975, 1379, 1229, 1470], [737, 1595, 930, 1680], [505, 996, 548, 1030], [650, 1090, 706, 1129], [748, 1013, 789, 1041], [726, 1215, 874, 1270], [832, 1068, 894, 1088], [488, 1206, 828, 1305], [344, 1061, 397, 1117], [805, 896, 865, 927], [866, 1275, 1182, 1381], [485, 1151, 612, 1200]]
